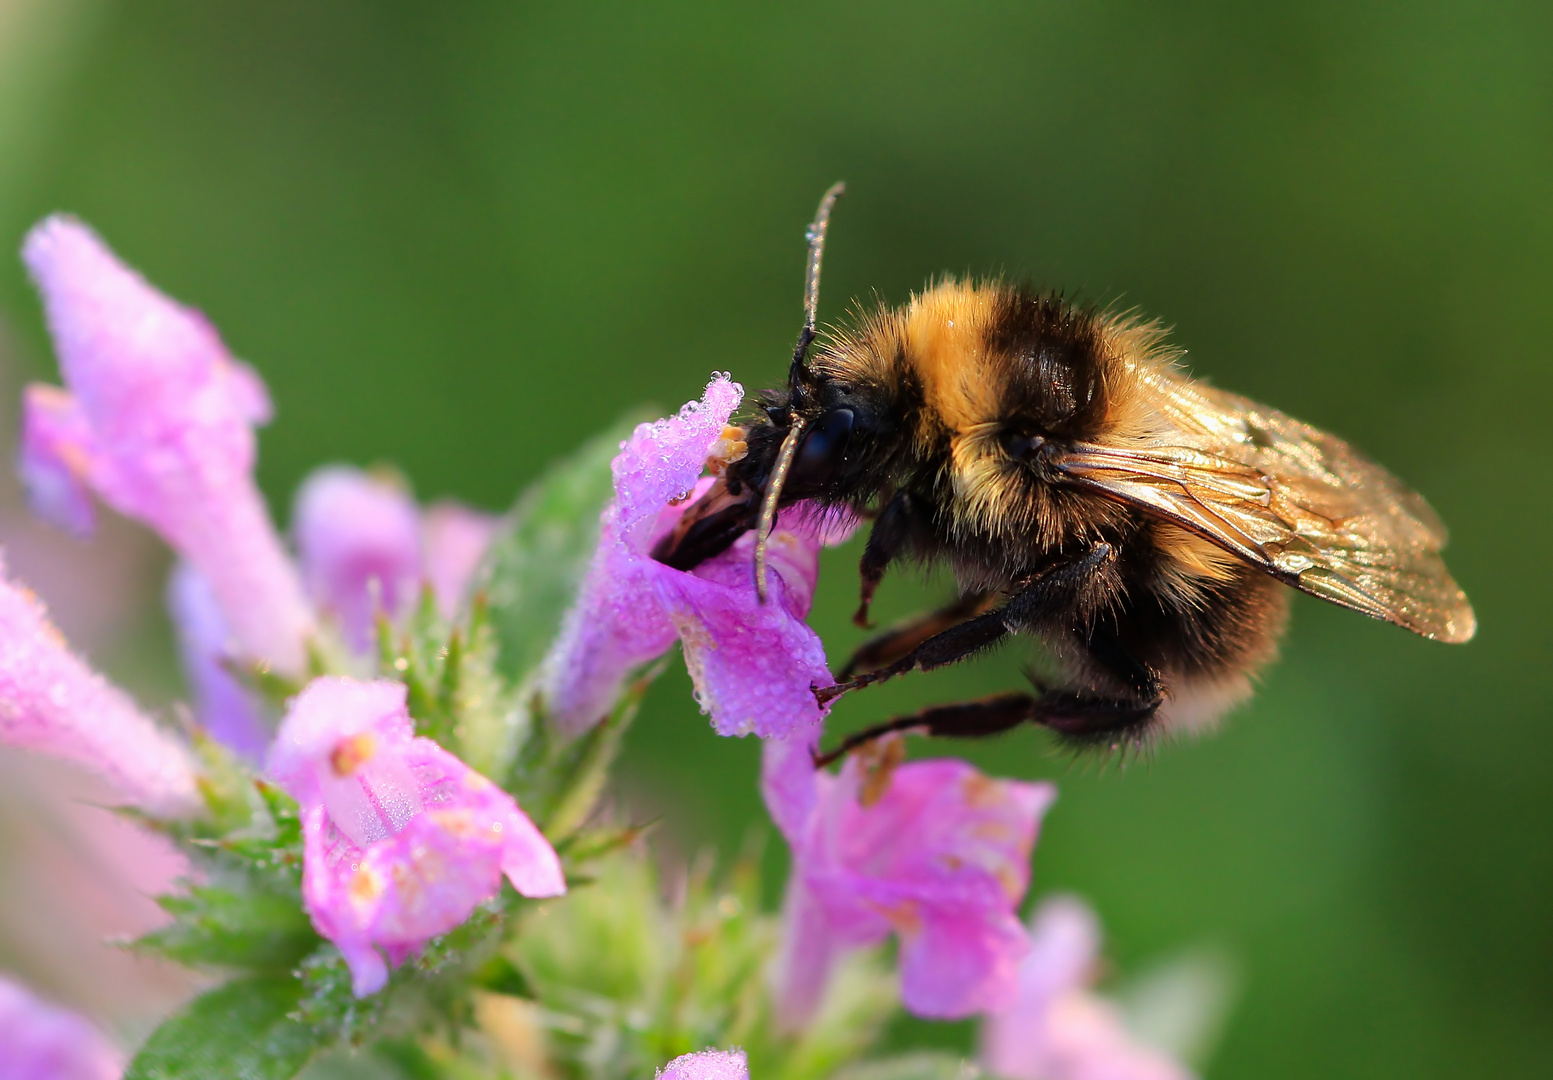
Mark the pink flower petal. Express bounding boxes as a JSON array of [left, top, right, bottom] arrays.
[[292, 466, 424, 649], [166, 561, 269, 761], [270, 677, 563, 996], [765, 741, 1053, 1027], [658, 1049, 749, 1080], [0, 556, 199, 816], [545, 376, 848, 739], [422, 501, 499, 619], [981, 896, 1195, 1080], [0, 976, 122, 1080], [17, 384, 97, 538], [22, 215, 313, 676]]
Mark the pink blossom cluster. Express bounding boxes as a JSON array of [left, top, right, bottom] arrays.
[[3, 218, 556, 999]]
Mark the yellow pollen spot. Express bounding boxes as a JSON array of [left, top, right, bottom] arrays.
[[431, 808, 477, 838], [330, 732, 377, 776], [349, 864, 385, 906]]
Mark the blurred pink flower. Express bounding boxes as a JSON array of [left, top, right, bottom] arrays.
[[0, 556, 198, 816], [981, 896, 1194, 1080], [762, 730, 1053, 1027], [165, 562, 269, 762], [0, 975, 122, 1080], [290, 468, 500, 648], [267, 677, 564, 996], [657, 1049, 749, 1080], [544, 375, 848, 738], [293, 466, 423, 649], [422, 500, 498, 620], [20, 215, 313, 676]]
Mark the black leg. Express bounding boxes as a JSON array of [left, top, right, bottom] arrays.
[[854, 491, 931, 627], [816, 542, 1118, 707], [813, 692, 1039, 767], [838, 590, 997, 680]]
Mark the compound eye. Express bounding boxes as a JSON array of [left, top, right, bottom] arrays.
[[1001, 429, 1047, 461], [791, 408, 855, 486]]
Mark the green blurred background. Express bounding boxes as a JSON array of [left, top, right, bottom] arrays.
[[0, 1, 1548, 1076]]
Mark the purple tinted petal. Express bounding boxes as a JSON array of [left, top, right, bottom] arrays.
[[769, 751, 1053, 1024], [273, 677, 563, 996], [166, 562, 269, 761], [656, 556, 831, 738], [22, 215, 313, 675], [543, 376, 742, 733], [293, 466, 423, 649], [0, 976, 122, 1080], [981, 896, 1195, 1080], [0, 556, 199, 815], [897, 905, 1029, 1018], [17, 384, 97, 537], [658, 1050, 749, 1080], [612, 375, 742, 552], [759, 721, 822, 845], [422, 501, 498, 619], [771, 871, 847, 1033]]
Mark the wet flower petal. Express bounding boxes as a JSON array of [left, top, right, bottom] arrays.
[[268, 677, 564, 996], [422, 501, 498, 619], [0, 975, 122, 1080], [981, 896, 1195, 1080], [22, 215, 313, 676], [657, 1049, 749, 1080], [293, 466, 423, 649], [166, 561, 269, 762], [764, 733, 1053, 1027], [544, 375, 848, 738], [0, 556, 199, 816]]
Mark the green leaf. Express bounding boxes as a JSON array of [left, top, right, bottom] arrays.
[[474, 415, 644, 684], [126, 976, 325, 1080], [139, 867, 317, 974]]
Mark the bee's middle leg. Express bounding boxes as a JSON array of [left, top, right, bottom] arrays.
[[816, 542, 1118, 706], [838, 590, 998, 680]]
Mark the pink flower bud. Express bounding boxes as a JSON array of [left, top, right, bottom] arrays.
[[763, 730, 1053, 1027], [21, 215, 312, 676], [0, 976, 122, 1080], [292, 467, 423, 649], [267, 678, 565, 996], [421, 501, 498, 620], [0, 557, 198, 816]]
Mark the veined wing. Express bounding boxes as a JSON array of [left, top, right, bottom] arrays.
[[1052, 369, 1475, 642]]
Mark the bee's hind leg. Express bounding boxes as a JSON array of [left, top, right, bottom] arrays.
[[812, 692, 1038, 767]]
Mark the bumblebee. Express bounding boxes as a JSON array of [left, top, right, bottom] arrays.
[[655, 184, 1475, 758]]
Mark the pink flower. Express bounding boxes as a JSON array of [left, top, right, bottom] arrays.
[[165, 562, 269, 762], [293, 467, 423, 649], [657, 1049, 749, 1080], [290, 468, 500, 647], [543, 375, 850, 738], [0, 976, 122, 1080], [762, 730, 1053, 1028], [267, 677, 565, 996], [422, 501, 499, 620], [980, 897, 1194, 1080], [21, 215, 313, 676], [0, 556, 198, 816]]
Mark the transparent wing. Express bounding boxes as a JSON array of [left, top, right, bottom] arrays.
[[1052, 368, 1476, 642]]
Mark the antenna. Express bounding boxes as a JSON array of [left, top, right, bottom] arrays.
[[758, 181, 845, 603]]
